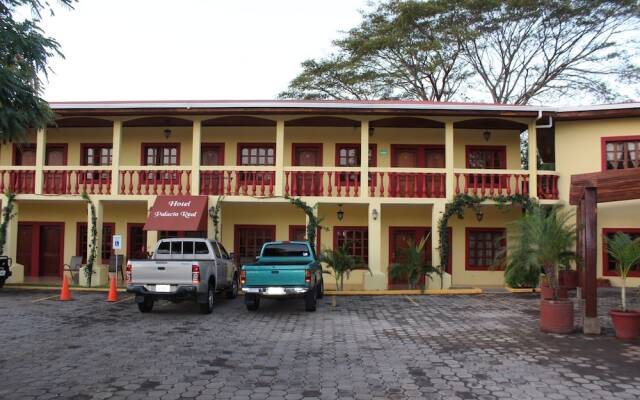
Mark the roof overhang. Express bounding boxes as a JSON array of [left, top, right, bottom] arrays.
[[569, 168, 640, 205]]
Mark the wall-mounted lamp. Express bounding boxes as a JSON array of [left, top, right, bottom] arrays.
[[371, 208, 379, 221], [475, 210, 484, 222], [337, 204, 344, 221], [163, 128, 172, 139], [368, 127, 375, 137], [482, 130, 491, 142]]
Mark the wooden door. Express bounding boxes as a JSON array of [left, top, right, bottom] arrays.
[[46, 147, 67, 193], [39, 224, 62, 277], [393, 148, 418, 197], [127, 224, 147, 260], [425, 147, 445, 195], [293, 144, 322, 195], [17, 224, 34, 276], [388, 228, 430, 289], [234, 225, 276, 267], [289, 226, 306, 242]]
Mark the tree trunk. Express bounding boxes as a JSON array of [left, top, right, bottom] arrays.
[[621, 277, 627, 312], [543, 263, 559, 299]]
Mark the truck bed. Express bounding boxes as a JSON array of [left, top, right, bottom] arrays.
[[129, 259, 195, 286], [242, 257, 312, 287]]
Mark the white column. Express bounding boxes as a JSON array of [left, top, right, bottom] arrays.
[[146, 198, 158, 253], [191, 119, 202, 195], [275, 120, 285, 196], [83, 199, 108, 286], [111, 120, 122, 196], [364, 201, 386, 290], [360, 120, 369, 198], [528, 121, 538, 199], [445, 121, 455, 200], [3, 200, 22, 283], [34, 128, 47, 195], [430, 201, 450, 289]]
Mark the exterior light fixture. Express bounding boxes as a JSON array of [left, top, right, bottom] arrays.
[[371, 208, 379, 221], [337, 204, 344, 221], [368, 127, 375, 137], [476, 211, 484, 222], [483, 130, 491, 142], [163, 128, 172, 139]]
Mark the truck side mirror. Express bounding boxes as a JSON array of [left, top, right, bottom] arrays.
[[255, 256, 260, 262], [229, 252, 235, 260]]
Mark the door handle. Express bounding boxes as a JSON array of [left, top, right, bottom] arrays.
[[157, 266, 165, 270], [271, 270, 279, 274]]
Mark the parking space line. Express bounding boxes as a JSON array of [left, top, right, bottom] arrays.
[[405, 295, 420, 307], [32, 295, 59, 303]]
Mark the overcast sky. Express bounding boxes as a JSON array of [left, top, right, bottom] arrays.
[[39, 0, 369, 102]]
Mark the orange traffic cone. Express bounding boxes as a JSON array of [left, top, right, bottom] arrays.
[[107, 275, 118, 302], [60, 275, 72, 301]]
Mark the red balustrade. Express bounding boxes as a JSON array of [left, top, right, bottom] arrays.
[[119, 170, 191, 195], [454, 173, 529, 197], [537, 174, 559, 199], [42, 170, 112, 195], [369, 172, 446, 198], [200, 171, 275, 196], [0, 170, 36, 194], [284, 171, 360, 197]]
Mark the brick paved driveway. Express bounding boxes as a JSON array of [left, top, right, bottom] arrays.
[[0, 289, 638, 400]]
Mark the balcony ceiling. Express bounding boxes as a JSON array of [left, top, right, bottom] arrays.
[[285, 116, 360, 127], [51, 117, 113, 128], [454, 118, 528, 132], [123, 117, 192, 127], [370, 117, 444, 128], [203, 116, 275, 126]]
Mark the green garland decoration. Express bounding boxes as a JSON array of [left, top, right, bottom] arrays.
[[437, 194, 535, 288], [82, 192, 98, 286], [208, 196, 224, 241], [0, 192, 16, 255], [286, 196, 324, 255]]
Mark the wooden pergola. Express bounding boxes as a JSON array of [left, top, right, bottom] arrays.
[[570, 168, 640, 334]]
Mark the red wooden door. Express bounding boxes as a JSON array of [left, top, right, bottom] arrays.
[[46, 147, 67, 193], [393, 148, 418, 197], [234, 225, 276, 266], [39, 224, 62, 277], [388, 228, 430, 289], [127, 224, 147, 260], [17, 224, 34, 276], [293, 145, 322, 195]]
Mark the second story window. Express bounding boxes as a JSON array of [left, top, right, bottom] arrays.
[[82, 144, 113, 166], [391, 145, 444, 167], [201, 144, 224, 166], [143, 144, 179, 166], [466, 146, 506, 169], [238, 143, 275, 166], [13, 144, 67, 166], [603, 137, 640, 170], [335, 144, 377, 167]]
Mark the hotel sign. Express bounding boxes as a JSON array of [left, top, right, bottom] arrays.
[[143, 195, 209, 232]]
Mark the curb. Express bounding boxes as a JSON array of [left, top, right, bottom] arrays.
[[5, 285, 126, 293], [324, 288, 483, 295], [505, 287, 541, 293]]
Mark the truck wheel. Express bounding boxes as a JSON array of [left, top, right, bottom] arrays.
[[137, 297, 154, 313], [225, 275, 238, 299], [199, 284, 215, 314], [245, 294, 260, 311], [304, 287, 317, 312], [0, 279, 5, 289], [317, 280, 324, 299]]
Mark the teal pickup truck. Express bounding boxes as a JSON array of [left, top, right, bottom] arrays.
[[240, 241, 324, 312]]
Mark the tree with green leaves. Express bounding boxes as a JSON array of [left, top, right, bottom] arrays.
[[281, 0, 640, 104], [389, 234, 438, 291], [1, 0, 75, 143], [320, 245, 367, 291], [606, 232, 640, 311]]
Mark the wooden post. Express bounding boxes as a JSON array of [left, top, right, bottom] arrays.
[[583, 186, 600, 335], [576, 199, 584, 298]]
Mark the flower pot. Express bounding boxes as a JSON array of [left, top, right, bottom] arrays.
[[559, 270, 578, 290], [540, 299, 574, 334], [609, 310, 640, 340], [540, 284, 568, 300]]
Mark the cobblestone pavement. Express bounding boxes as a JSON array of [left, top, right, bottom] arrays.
[[0, 289, 639, 400]]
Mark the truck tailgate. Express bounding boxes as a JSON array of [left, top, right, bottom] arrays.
[[243, 264, 308, 286], [130, 260, 194, 285]]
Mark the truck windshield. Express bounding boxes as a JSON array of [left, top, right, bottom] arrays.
[[262, 243, 311, 257]]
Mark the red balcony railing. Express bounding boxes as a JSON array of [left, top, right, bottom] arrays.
[[537, 174, 559, 199], [284, 170, 361, 197], [0, 170, 35, 194], [369, 172, 446, 198], [119, 169, 191, 195], [43, 169, 112, 195], [200, 170, 275, 196], [455, 172, 529, 197]]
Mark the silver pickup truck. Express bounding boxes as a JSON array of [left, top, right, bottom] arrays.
[[126, 238, 238, 314]]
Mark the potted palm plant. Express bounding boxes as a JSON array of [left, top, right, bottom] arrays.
[[389, 235, 437, 291], [504, 205, 577, 334], [606, 232, 640, 340], [320, 245, 368, 306]]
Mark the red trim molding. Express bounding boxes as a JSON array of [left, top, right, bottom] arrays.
[[602, 228, 640, 277], [201, 143, 225, 166], [12, 143, 69, 166], [465, 145, 507, 169], [391, 144, 444, 167], [140, 143, 181, 165], [236, 143, 276, 166], [335, 143, 378, 167], [292, 143, 323, 166], [80, 143, 113, 166]]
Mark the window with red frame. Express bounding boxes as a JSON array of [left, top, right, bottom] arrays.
[[143, 144, 179, 165], [466, 146, 506, 169], [603, 229, 640, 277], [466, 228, 505, 270], [334, 227, 368, 264], [603, 137, 640, 170], [82, 145, 113, 166], [77, 222, 116, 264], [335, 144, 377, 167], [201, 144, 224, 166], [238, 143, 275, 166]]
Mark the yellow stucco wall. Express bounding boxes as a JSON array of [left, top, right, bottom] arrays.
[[555, 118, 640, 286], [202, 127, 276, 165], [120, 127, 193, 166], [453, 129, 522, 169]]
